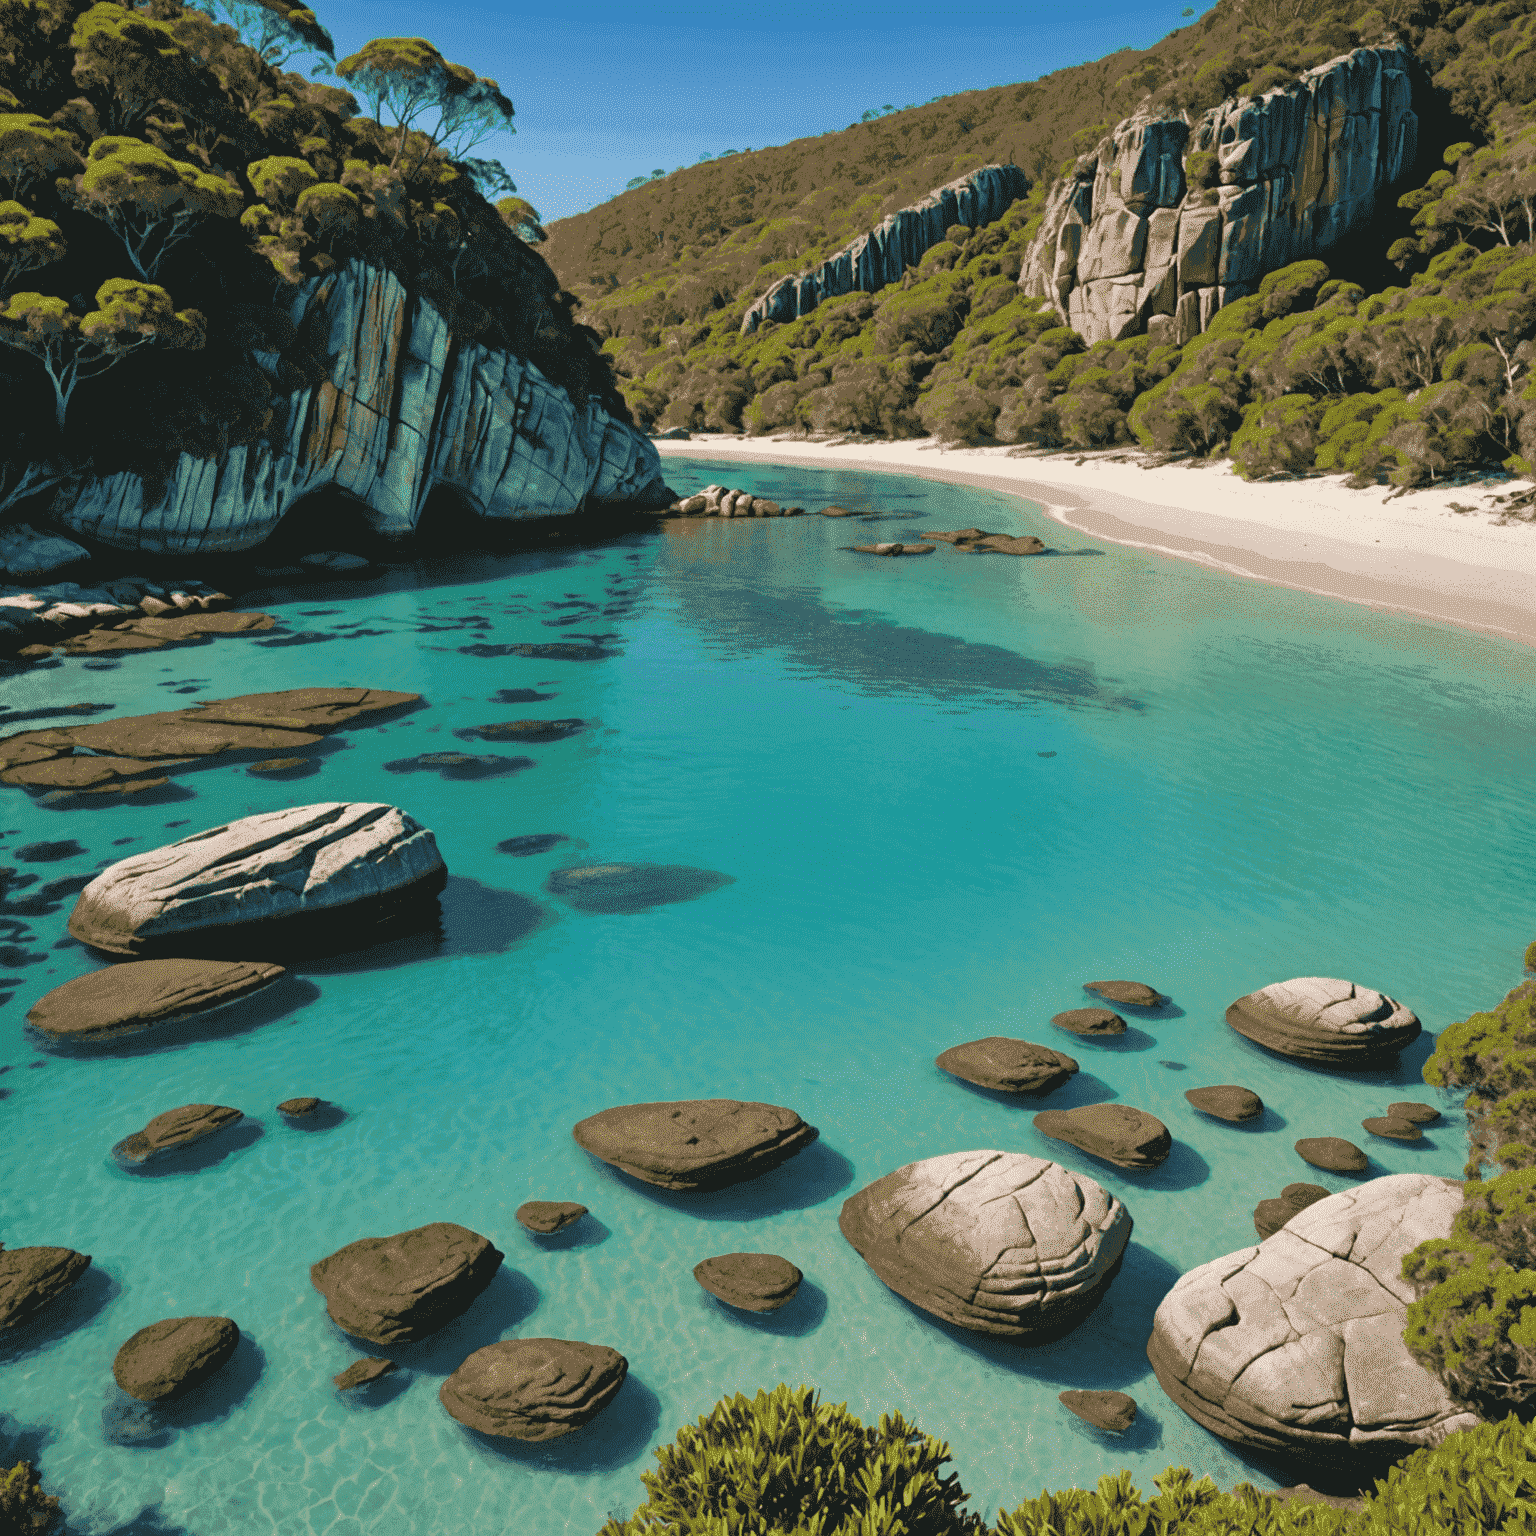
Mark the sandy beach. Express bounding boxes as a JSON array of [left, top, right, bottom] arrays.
[[655, 435, 1536, 648]]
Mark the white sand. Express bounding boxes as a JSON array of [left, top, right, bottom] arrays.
[[654, 435, 1536, 647]]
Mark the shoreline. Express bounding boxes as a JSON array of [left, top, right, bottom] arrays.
[[654, 436, 1536, 648]]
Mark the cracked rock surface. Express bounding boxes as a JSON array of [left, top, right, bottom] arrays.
[[1225, 976, 1420, 1065], [439, 1338, 628, 1440], [838, 1149, 1131, 1339], [1147, 1173, 1477, 1466]]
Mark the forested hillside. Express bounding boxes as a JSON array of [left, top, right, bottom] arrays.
[[547, 0, 1536, 490]]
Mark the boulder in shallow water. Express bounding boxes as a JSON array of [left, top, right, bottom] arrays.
[[1084, 979, 1163, 1007], [113, 1316, 239, 1402], [1389, 1101, 1440, 1124], [1226, 977, 1420, 1065], [0, 1244, 91, 1329], [27, 959, 285, 1043], [1184, 1085, 1263, 1122], [572, 1098, 818, 1190], [936, 1036, 1078, 1094], [277, 1097, 322, 1118], [1362, 1116, 1420, 1141], [440, 1338, 628, 1440], [515, 1201, 587, 1235], [693, 1252, 803, 1312], [68, 802, 447, 957], [1033, 1103, 1172, 1170], [334, 1357, 395, 1391], [310, 1222, 503, 1344], [1295, 1136, 1368, 1173], [1148, 1174, 1478, 1467], [839, 1150, 1130, 1339], [1254, 1182, 1331, 1239], [1060, 1389, 1137, 1432], [112, 1104, 244, 1165], [1051, 1007, 1126, 1036]]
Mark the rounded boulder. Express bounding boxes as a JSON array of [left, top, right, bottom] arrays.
[[936, 1037, 1078, 1094], [1033, 1103, 1172, 1170], [439, 1338, 627, 1440], [1296, 1137, 1368, 1173], [27, 959, 285, 1043], [112, 1104, 243, 1165], [113, 1315, 239, 1403], [1083, 980, 1163, 1007], [0, 1244, 91, 1330], [1052, 1007, 1126, 1036], [1184, 1085, 1263, 1123], [515, 1201, 587, 1235], [693, 1252, 803, 1312], [1225, 977, 1420, 1066]]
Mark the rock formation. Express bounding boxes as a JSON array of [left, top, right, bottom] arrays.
[[310, 1223, 503, 1345], [742, 164, 1030, 334], [334, 1357, 395, 1391], [1363, 1115, 1421, 1140], [277, 1098, 323, 1118], [666, 486, 804, 518], [838, 1149, 1131, 1339], [1184, 1085, 1264, 1122], [1033, 1103, 1172, 1170], [1147, 1174, 1478, 1466], [1060, 1389, 1137, 1432], [693, 1252, 803, 1312], [439, 1338, 628, 1440], [1084, 980, 1164, 1007], [572, 1099, 818, 1190], [0, 1244, 91, 1329], [1019, 48, 1419, 345], [1051, 1007, 1126, 1036], [69, 802, 446, 957], [112, 1104, 245, 1165], [1253, 1182, 1330, 1239], [27, 960, 286, 1043], [1295, 1136, 1369, 1172], [1389, 1101, 1440, 1124], [49, 260, 671, 557], [515, 1201, 587, 1235], [935, 1036, 1079, 1094], [1226, 976, 1421, 1066], [113, 1316, 240, 1402]]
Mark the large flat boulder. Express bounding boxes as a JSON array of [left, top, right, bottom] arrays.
[[839, 1149, 1131, 1340], [1033, 1102, 1172, 1169], [1147, 1173, 1478, 1467], [112, 1104, 244, 1165], [439, 1338, 628, 1440], [113, 1316, 239, 1402], [0, 1244, 91, 1329], [936, 1037, 1078, 1094], [310, 1222, 503, 1344], [572, 1099, 818, 1191], [1225, 977, 1421, 1066], [693, 1252, 803, 1313], [27, 959, 285, 1042], [68, 802, 446, 957]]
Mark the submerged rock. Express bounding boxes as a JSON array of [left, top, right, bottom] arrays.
[[693, 1252, 803, 1312], [573, 1099, 818, 1191], [461, 719, 585, 743], [439, 1338, 628, 1440], [1033, 1103, 1172, 1170], [546, 862, 732, 914], [936, 1036, 1079, 1094], [113, 1316, 239, 1402], [69, 802, 446, 957], [1148, 1174, 1477, 1467], [112, 1104, 244, 1165], [0, 1244, 91, 1329], [1060, 1389, 1137, 1432], [1226, 976, 1421, 1066], [27, 959, 285, 1043], [839, 1149, 1131, 1339], [310, 1223, 503, 1344]]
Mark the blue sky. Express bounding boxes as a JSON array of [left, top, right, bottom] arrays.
[[316, 0, 1213, 226]]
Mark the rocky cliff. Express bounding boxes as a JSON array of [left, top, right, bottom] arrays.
[[1019, 47, 1419, 346], [740, 164, 1030, 335], [49, 262, 672, 557]]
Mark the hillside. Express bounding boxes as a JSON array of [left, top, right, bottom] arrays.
[[546, 0, 1536, 491]]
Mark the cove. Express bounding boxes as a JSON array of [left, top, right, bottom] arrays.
[[0, 459, 1530, 1535]]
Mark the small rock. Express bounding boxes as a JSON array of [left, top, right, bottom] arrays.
[[1388, 1102, 1441, 1125], [1051, 1007, 1126, 1036], [247, 757, 310, 775], [112, 1104, 244, 1164], [0, 1244, 91, 1329], [1254, 1182, 1330, 1239], [693, 1252, 803, 1312], [464, 719, 584, 743], [1295, 1137, 1368, 1173], [1033, 1103, 1171, 1170], [439, 1338, 628, 1440], [515, 1201, 587, 1235], [852, 542, 934, 556], [1084, 980, 1163, 1007], [334, 1357, 395, 1391], [936, 1036, 1078, 1094], [1059, 1389, 1137, 1432], [1184, 1085, 1263, 1122], [277, 1097, 322, 1117], [818, 505, 857, 517], [1363, 1116, 1421, 1141], [113, 1316, 239, 1402]]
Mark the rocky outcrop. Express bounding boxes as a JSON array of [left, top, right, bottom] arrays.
[[69, 802, 446, 957], [572, 1099, 818, 1190], [1147, 1174, 1478, 1467], [693, 1252, 803, 1312], [0, 1244, 91, 1329], [1226, 976, 1421, 1066], [27, 959, 286, 1043], [310, 1223, 503, 1344], [1033, 1103, 1172, 1170], [838, 1149, 1131, 1339], [439, 1338, 628, 1440], [49, 260, 671, 557], [742, 164, 1029, 334], [1020, 47, 1419, 345], [113, 1316, 240, 1402], [666, 485, 805, 518]]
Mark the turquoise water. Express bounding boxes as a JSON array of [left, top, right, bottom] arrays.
[[2, 457, 1532, 1536]]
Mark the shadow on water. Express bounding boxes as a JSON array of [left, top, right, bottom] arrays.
[[545, 863, 735, 916], [335, 1366, 413, 1411], [281, 1102, 348, 1132], [111, 1119, 264, 1178], [35, 977, 322, 1059], [1194, 1103, 1289, 1135], [0, 1266, 119, 1363], [453, 1370, 661, 1475], [590, 1138, 855, 1220], [1056, 1025, 1158, 1054], [939, 1070, 1119, 1114], [86, 1507, 193, 1536], [1060, 1400, 1166, 1457], [698, 1278, 828, 1339], [103, 1334, 266, 1449], [521, 1216, 611, 1252], [1110, 1137, 1212, 1194], [1087, 994, 1187, 1024], [1230, 1027, 1442, 1092]]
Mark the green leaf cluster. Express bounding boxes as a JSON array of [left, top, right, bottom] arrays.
[[0, 1460, 59, 1536]]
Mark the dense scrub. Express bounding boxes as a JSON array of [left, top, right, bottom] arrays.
[[0, 0, 627, 510]]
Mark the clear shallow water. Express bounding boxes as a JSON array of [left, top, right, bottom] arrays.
[[1, 457, 1533, 1536]]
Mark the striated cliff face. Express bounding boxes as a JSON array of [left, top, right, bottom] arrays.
[[1019, 47, 1419, 346], [51, 262, 672, 557], [741, 164, 1030, 335]]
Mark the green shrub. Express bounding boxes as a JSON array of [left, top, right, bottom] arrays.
[[0, 1462, 59, 1536], [1231, 393, 1323, 479], [599, 1384, 986, 1536]]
